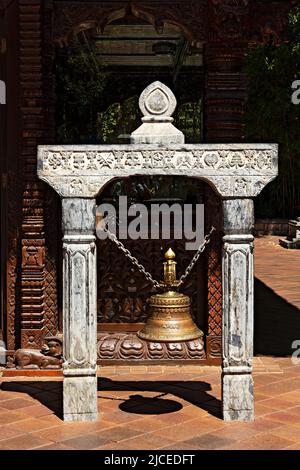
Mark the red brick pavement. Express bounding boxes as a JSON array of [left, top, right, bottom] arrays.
[[0, 236, 299, 450], [255, 236, 300, 310], [254, 236, 300, 355], [0, 358, 300, 450]]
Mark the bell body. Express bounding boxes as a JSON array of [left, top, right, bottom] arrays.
[[138, 290, 203, 342]]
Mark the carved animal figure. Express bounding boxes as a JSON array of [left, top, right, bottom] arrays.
[[14, 342, 63, 369], [41, 338, 63, 358]]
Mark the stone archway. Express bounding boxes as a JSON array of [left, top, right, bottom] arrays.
[[38, 81, 278, 422], [96, 174, 222, 363]]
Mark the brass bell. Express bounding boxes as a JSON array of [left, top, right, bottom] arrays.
[[138, 248, 204, 342]]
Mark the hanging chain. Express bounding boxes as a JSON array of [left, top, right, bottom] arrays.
[[103, 226, 216, 289], [103, 230, 161, 288], [177, 226, 215, 287]]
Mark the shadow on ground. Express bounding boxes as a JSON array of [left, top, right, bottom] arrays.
[[255, 277, 300, 356], [98, 377, 221, 418], [1, 378, 222, 420], [1, 380, 63, 417]]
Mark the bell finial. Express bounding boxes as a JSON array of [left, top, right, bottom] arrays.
[[163, 247, 177, 287], [165, 247, 176, 261]]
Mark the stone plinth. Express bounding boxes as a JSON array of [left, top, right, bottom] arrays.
[[280, 217, 300, 249]]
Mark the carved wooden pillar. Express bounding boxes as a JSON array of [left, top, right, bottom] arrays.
[[204, 1, 249, 143], [2, 0, 22, 352], [222, 198, 254, 421], [62, 198, 97, 422], [19, 0, 58, 349], [19, 0, 45, 348]]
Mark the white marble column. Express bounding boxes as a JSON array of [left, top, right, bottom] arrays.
[[62, 198, 97, 422], [222, 199, 254, 421]]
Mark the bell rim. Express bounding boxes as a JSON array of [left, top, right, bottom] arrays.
[[137, 329, 204, 342]]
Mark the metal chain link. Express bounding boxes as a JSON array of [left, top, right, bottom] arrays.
[[103, 226, 215, 289], [104, 230, 161, 288], [177, 226, 215, 287]]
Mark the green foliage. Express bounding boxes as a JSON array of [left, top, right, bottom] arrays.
[[245, 7, 300, 218], [55, 42, 109, 143], [175, 99, 202, 144], [97, 96, 140, 144]]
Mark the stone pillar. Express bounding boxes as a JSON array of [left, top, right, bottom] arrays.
[[62, 198, 97, 422], [222, 199, 254, 421]]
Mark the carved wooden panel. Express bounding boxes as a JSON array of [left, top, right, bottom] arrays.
[[206, 335, 222, 359], [44, 188, 60, 337], [205, 184, 223, 361], [97, 237, 204, 328], [18, 1, 59, 348], [6, 170, 23, 350], [205, 184, 223, 338]]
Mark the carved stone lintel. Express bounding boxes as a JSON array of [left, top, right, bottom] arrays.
[[62, 198, 97, 422], [222, 199, 254, 421], [38, 143, 278, 199]]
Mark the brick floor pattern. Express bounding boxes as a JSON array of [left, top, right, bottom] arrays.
[[0, 236, 299, 450]]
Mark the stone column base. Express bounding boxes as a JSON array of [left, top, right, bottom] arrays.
[[222, 373, 254, 422], [63, 375, 98, 422]]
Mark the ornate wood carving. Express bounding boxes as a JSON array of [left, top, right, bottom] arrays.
[[19, 1, 45, 348], [6, 170, 22, 350], [205, 1, 248, 143], [97, 332, 206, 361], [131, 1, 205, 44], [206, 335, 222, 358], [205, 185, 222, 337], [97, 220, 204, 328], [19, 1, 59, 349], [8, 334, 63, 369], [53, 1, 205, 46], [43, 3, 61, 339], [44, 188, 60, 337], [208, 0, 249, 42]]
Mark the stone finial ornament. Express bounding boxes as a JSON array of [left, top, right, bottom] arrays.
[[130, 81, 184, 145], [139, 81, 177, 119]]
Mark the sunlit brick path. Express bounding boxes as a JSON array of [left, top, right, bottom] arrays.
[[0, 236, 299, 450], [1, 359, 300, 450], [254, 236, 300, 355], [255, 236, 300, 310]]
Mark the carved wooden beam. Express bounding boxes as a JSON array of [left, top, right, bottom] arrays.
[[53, 1, 206, 46]]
